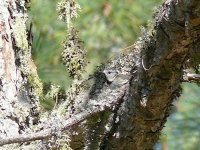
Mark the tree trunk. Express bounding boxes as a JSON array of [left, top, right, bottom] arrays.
[[0, 0, 200, 149], [0, 0, 42, 149]]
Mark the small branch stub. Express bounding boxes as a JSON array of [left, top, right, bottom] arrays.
[[183, 73, 200, 82]]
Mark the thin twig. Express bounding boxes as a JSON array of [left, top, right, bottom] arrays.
[[183, 73, 200, 82]]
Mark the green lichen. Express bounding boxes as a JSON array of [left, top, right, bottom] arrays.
[[14, 106, 28, 122], [40, 83, 67, 110], [62, 28, 87, 79], [13, 16, 29, 51], [27, 73, 43, 97], [57, 0, 81, 23], [57, 0, 86, 79]]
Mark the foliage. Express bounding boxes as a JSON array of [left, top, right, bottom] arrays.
[[29, 0, 161, 86], [29, 0, 68, 87], [159, 83, 200, 150]]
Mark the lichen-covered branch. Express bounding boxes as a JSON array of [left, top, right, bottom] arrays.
[[0, 84, 126, 146]]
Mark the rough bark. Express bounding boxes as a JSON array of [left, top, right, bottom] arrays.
[[0, 0, 200, 150], [0, 0, 42, 149]]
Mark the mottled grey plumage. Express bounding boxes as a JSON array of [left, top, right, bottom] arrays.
[[103, 69, 118, 82]]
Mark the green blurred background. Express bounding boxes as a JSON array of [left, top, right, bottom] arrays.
[[29, 0, 200, 149]]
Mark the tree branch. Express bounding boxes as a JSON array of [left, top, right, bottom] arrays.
[[0, 84, 127, 146], [183, 73, 200, 82]]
